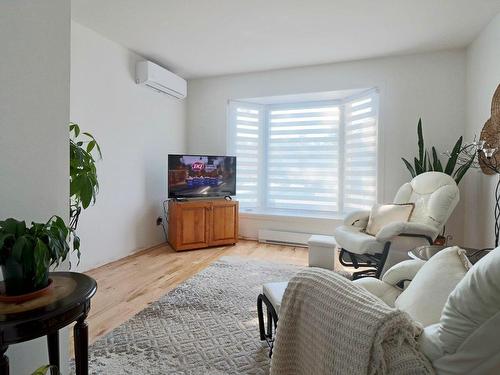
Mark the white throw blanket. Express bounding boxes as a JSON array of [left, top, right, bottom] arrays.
[[270, 268, 435, 375]]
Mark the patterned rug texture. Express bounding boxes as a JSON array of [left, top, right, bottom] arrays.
[[80, 256, 302, 374]]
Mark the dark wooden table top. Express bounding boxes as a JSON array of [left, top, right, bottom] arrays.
[[0, 272, 97, 345]]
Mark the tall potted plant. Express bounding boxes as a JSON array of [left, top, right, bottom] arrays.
[[0, 217, 80, 295], [69, 123, 102, 230], [401, 119, 475, 184]]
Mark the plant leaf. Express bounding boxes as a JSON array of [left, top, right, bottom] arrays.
[[417, 118, 424, 164], [414, 157, 423, 175], [402, 157, 416, 177], [432, 147, 443, 172], [87, 140, 95, 153], [426, 150, 433, 171], [34, 238, 49, 285], [0, 233, 14, 249], [80, 176, 94, 208], [12, 236, 27, 261], [2, 218, 19, 235], [31, 365, 54, 375], [444, 136, 463, 175], [70, 123, 80, 138], [453, 154, 475, 184]]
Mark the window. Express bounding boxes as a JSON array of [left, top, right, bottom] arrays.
[[227, 89, 379, 216]]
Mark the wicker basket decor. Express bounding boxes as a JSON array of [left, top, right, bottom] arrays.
[[479, 83, 500, 175]]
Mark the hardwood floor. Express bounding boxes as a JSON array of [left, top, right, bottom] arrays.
[[69, 240, 308, 355]]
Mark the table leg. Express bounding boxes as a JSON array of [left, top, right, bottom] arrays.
[[0, 345, 8, 375], [74, 317, 89, 375], [47, 331, 59, 375]]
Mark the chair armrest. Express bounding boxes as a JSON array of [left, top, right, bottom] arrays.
[[343, 209, 370, 227], [375, 222, 438, 242], [353, 277, 402, 306], [381, 259, 426, 286]]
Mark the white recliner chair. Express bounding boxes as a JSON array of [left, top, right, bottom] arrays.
[[261, 246, 500, 372], [335, 172, 460, 278]]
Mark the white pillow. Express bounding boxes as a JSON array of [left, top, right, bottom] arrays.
[[419, 248, 500, 374], [438, 247, 500, 354], [365, 203, 414, 236], [394, 246, 470, 327]]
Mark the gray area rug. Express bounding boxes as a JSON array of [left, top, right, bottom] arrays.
[[83, 256, 302, 374]]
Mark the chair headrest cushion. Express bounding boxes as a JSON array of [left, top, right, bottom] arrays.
[[410, 172, 457, 195]]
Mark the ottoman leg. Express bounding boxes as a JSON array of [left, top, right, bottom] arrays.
[[267, 310, 273, 339], [257, 294, 266, 341]]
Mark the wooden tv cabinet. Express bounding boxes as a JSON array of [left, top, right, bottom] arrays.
[[168, 199, 239, 251]]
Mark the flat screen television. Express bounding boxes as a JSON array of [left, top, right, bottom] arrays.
[[168, 154, 237, 199]]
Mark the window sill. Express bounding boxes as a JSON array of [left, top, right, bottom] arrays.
[[239, 208, 344, 222]]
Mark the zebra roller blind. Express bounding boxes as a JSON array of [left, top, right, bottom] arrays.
[[228, 89, 378, 215]]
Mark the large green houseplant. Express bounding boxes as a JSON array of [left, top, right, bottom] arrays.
[[70, 123, 102, 230], [401, 119, 475, 184], [0, 216, 80, 295]]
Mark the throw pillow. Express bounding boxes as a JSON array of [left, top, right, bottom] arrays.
[[365, 203, 414, 236], [394, 246, 470, 327]]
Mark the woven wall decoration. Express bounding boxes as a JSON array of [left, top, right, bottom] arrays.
[[479, 83, 500, 175]]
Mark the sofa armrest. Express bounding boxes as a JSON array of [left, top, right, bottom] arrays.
[[343, 209, 370, 227], [381, 259, 426, 286], [375, 221, 438, 242]]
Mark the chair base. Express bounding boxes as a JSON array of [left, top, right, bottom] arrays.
[[340, 232, 434, 279], [339, 242, 391, 280], [257, 293, 279, 357]]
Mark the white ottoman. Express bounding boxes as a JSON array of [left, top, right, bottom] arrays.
[[308, 234, 337, 270]]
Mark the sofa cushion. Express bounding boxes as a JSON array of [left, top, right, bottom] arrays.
[[438, 247, 500, 354], [433, 312, 500, 375], [394, 246, 470, 327], [420, 314, 500, 375], [365, 203, 414, 236]]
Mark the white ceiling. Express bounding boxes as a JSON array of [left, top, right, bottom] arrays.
[[72, 0, 500, 79]]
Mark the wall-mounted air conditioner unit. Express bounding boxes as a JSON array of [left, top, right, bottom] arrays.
[[136, 60, 187, 99]]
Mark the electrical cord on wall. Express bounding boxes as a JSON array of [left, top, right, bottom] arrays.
[[161, 199, 169, 241]]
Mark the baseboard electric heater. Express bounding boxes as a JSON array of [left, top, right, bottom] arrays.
[[257, 229, 312, 247]]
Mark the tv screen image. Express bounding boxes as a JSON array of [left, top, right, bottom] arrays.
[[168, 154, 236, 199]]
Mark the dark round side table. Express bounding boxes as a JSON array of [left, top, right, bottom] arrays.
[[0, 272, 97, 375]]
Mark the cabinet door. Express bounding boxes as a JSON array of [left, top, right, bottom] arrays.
[[209, 201, 239, 246], [175, 202, 210, 250]]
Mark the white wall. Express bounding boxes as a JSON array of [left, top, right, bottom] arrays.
[[187, 50, 467, 241], [0, 1, 70, 374], [70, 22, 186, 271], [464, 13, 500, 248]]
